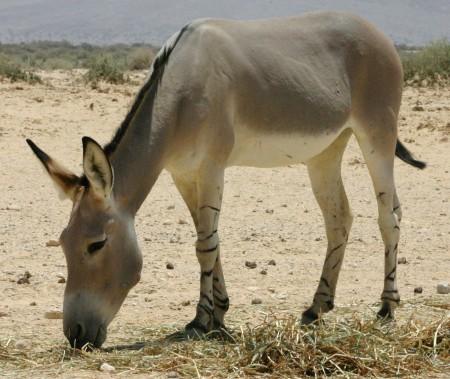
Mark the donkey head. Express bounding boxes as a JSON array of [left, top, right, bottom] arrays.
[[27, 137, 142, 348]]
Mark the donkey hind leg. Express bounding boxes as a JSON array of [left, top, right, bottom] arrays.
[[172, 167, 229, 336], [301, 129, 353, 324], [355, 115, 401, 319]]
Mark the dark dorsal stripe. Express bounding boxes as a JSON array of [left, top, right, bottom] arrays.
[[103, 24, 190, 157]]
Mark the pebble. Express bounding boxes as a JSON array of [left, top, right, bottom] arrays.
[[167, 372, 179, 378], [397, 257, 407, 264], [178, 218, 188, 225], [166, 262, 174, 270], [99, 363, 115, 372], [29, 302, 37, 306], [17, 271, 32, 284], [58, 277, 66, 284], [0, 312, 8, 317], [260, 269, 267, 275], [414, 287, 423, 294], [181, 300, 190, 306], [437, 282, 450, 294], [265, 209, 274, 214], [251, 298, 262, 305], [162, 220, 172, 226], [46, 240, 60, 247], [245, 261, 257, 269], [268, 259, 276, 266], [167, 204, 175, 210], [44, 310, 63, 319]]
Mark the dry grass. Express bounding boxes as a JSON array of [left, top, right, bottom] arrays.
[[1, 299, 449, 378]]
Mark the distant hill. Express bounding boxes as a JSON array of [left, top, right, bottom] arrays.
[[0, 0, 449, 46]]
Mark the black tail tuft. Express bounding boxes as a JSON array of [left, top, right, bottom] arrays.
[[395, 140, 426, 169]]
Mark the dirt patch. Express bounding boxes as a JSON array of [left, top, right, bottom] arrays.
[[0, 72, 449, 377]]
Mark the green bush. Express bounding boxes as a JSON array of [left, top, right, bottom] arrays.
[[127, 47, 155, 70], [401, 39, 450, 83], [0, 55, 42, 84], [84, 55, 127, 84]]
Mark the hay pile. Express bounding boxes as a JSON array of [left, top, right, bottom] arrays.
[[1, 300, 449, 377]]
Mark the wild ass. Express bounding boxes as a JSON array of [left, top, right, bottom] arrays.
[[27, 12, 425, 348]]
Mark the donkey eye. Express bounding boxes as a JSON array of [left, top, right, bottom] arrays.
[[87, 239, 107, 254]]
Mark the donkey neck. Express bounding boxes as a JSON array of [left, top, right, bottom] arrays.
[[109, 84, 172, 215]]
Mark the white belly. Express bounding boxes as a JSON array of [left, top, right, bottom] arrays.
[[227, 126, 346, 168]]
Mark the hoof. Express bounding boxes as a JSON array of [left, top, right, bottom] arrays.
[[377, 303, 395, 321], [165, 319, 208, 341], [301, 308, 319, 325]]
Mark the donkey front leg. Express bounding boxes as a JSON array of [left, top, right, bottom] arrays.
[[182, 166, 228, 336]]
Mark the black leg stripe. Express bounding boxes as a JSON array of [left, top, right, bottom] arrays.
[[201, 270, 213, 277], [325, 243, 344, 262], [332, 258, 341, 270], [198, 230, 217, 242], [196, 244, 219, 253], [200, 293, 213, 307], [199, 205, 220, 212], [385, 267, 396, 281], [198, 303, 214, 317], [213, 284, 222, 295], [320, 277, 330, 288], [381, 296, 400, 304]]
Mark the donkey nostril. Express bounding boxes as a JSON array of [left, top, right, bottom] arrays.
[[67, 323, 85, 346]]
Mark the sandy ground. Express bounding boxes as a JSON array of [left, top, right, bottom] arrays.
[[0, 71, 449, 377]]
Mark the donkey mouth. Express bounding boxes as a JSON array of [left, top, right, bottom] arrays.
[[65, 323, 107, 349]]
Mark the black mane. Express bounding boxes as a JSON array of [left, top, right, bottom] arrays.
[[103, 24, 190, 157]]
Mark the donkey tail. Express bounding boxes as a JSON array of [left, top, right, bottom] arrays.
[[395, 139, 426, 169]]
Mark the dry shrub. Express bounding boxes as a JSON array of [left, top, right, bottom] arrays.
[[1, 299, 448, 378], [401, 39, 450, 86]]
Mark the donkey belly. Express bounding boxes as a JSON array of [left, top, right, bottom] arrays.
[[227, 125, 347, 168]]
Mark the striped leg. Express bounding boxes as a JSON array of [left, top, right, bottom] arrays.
[[366, 159, 401, 319], [356, 118, 401, 319], [302, 130, 353, 324], [172, 171, 229, 334]]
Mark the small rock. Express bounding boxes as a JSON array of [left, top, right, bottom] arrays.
[[260, 269, 267, 275], [44, 310, 63, 319], [167, 204, 175, 210], [0, 312, 8, 317], [29, 302, 37, 306], [178, 218, 188, 225], [17, 276, 30, 284], [245, 261, 257, 269], [162, 220, 172, 226], [167, 372, 179, 379], [437, 282, 450, 294], [15, 339, 31, 350], [5, 205, 21, 211], [89, 102, 94, 110], [58, 277, 66, 284], [265, 209, 274, 214], [397, 257, 407, 264], [166, 262, 174, 270], [17, 271, 31, 284], [412, 102, 424, 112], [46, 239, 60, 247], [281, 204, 288, 208], [99, 362, 115, 372], [268, 259, 276, 266], [251, 298, 262, 305], [181, 300, 190, 306], [414, 287, 423, 294], [34, 97, 44, 103]]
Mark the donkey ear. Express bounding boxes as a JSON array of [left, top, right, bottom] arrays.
[[26, 139, 80, 201], [82, 137, 113, 199]]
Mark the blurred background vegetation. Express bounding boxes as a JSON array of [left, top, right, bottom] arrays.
[[0, 39, 449, 85]]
